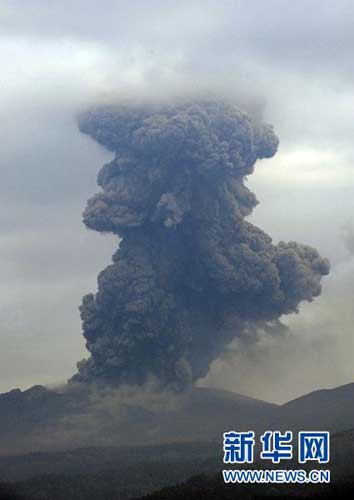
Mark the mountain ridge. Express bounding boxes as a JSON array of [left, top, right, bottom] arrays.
[[0, 381, 353, 455]]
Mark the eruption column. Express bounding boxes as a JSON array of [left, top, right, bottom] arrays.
[[72, 98, 329, 389]]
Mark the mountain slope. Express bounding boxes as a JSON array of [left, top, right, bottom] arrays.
[[2, 428, 353, 500], [0, 385, 277, 455], [0, 381, 353, 457], [273, 382, 354, 432]]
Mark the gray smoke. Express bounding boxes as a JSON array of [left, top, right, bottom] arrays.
[[71, 97, 329, 389], [342, 223, 354, 256]]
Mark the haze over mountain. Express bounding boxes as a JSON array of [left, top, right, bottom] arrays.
[[0, 381, 353, 458], [273, 382, 354, 432], [0, 387, 353, 500]]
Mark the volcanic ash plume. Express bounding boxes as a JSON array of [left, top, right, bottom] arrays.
[[71, 98, 329, 389]]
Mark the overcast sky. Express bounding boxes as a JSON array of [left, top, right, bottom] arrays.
[[0, 0, 353, 402]]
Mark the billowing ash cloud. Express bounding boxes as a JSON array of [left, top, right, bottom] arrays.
[[71, 97, 330, 389]]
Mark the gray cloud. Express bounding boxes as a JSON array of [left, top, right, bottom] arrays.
[[342, 223, 354, 256], [69, 98, 330, 389], [201, 254, 354, 404], [0, 0, 353, 398]]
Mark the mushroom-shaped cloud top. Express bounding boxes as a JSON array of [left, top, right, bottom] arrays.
[[72, 98, 329, 389]]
